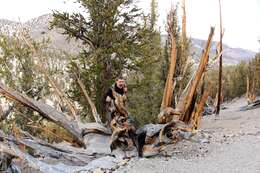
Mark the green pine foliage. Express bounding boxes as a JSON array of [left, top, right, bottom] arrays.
[[205, 61, 250, 101], [0, 31, 72, 142], [127, 0, 163, 125], [50, 0, 149, 120], [0, 31, 49, 134]]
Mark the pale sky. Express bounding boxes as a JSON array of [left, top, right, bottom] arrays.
[[0, 0, 259, 51]]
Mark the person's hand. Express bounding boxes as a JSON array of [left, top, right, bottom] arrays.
[[106, 96, 112, 102], [123, 86, 128, 93]]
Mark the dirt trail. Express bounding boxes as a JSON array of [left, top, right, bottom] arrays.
[[115, 98, 260, 173]]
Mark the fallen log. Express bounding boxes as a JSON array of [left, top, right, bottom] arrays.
[[159, 119, 193, 144], [0, 141, 121, 173], [0, 131, 92, 165], [158, 107, 181, 124], [240, 99, 260, 111], [0, 129, 122, 172], [0, 82, 85, 147], [0, 82, 115, 149], [81, 123, 112, 136]]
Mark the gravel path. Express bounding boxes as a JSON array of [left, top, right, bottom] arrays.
[[115, 98, 260, 173]]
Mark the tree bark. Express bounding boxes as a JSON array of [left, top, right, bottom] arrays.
[[177, 27, 214, 120], [161, 11, 178, 110], [191, 90, 210, 130], [0, 82, 85, 147], [76, 76, 102, 124], [216, 0, 223, 115]]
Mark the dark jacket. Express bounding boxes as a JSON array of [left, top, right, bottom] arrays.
[[105, 83, 125, 100], [104, 83, 126, 121]]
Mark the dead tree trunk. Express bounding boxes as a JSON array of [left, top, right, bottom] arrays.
[[0, 82, 85, 147], [161, 8, 178, 110], [216, 0, 223, 115], [181, 0, 187, 44], [191, 90, 210, 130], [177, 27, 215, 122], [176, 0, 189, 101], [246, 76, 250, 100]]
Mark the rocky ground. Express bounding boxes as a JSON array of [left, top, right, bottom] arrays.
[[8, 98, 260, 173], [114, 98, 260, 173]]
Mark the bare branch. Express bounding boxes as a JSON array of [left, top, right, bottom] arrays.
[[76, 76, 102, 124]]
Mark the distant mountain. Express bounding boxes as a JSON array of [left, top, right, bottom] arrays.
[[191, 38, 256, 65], [161, 35, 256, 65], [0, 14, 256, 65], [0, 14, 81, 54], [0, 19, 20, 34], [25, 14, 81, 54]]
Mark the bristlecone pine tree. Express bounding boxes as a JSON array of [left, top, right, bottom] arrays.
[[51, 0, 157, 121]]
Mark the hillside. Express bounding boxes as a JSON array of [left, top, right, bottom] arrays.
[[161, 35, 256, 65], [191, 38, 256, 65], [0, 14, 81, 55]]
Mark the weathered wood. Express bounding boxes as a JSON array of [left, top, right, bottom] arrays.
[[158, 107, 181, 124], [181, 0, 187, 45], [0, 141, 120, 173], [112, 90, 129, 117], [177, 27, 215, 120], [161, 8, 178, 110], [0, 130, 97, 166], [76, 76, 102, 124], [0, 142, 65, 173], [0, 82, 85, 147], [191, 90, 210, 130], [81, 123, 112, 136], [182, 92, 197, 123], [179, 0, 189, 94], [0, 129, 122, 172], [159, 119, 192, 144], [216, 0, 223, 115]]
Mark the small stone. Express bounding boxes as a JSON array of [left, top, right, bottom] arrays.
[[199, 138, 210, 144], [117, 159, 130, 167], [93, 168, 104, 173], [111, 148, 126, 160]]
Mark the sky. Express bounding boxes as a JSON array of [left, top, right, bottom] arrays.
[[0, 0, 259, 51]]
